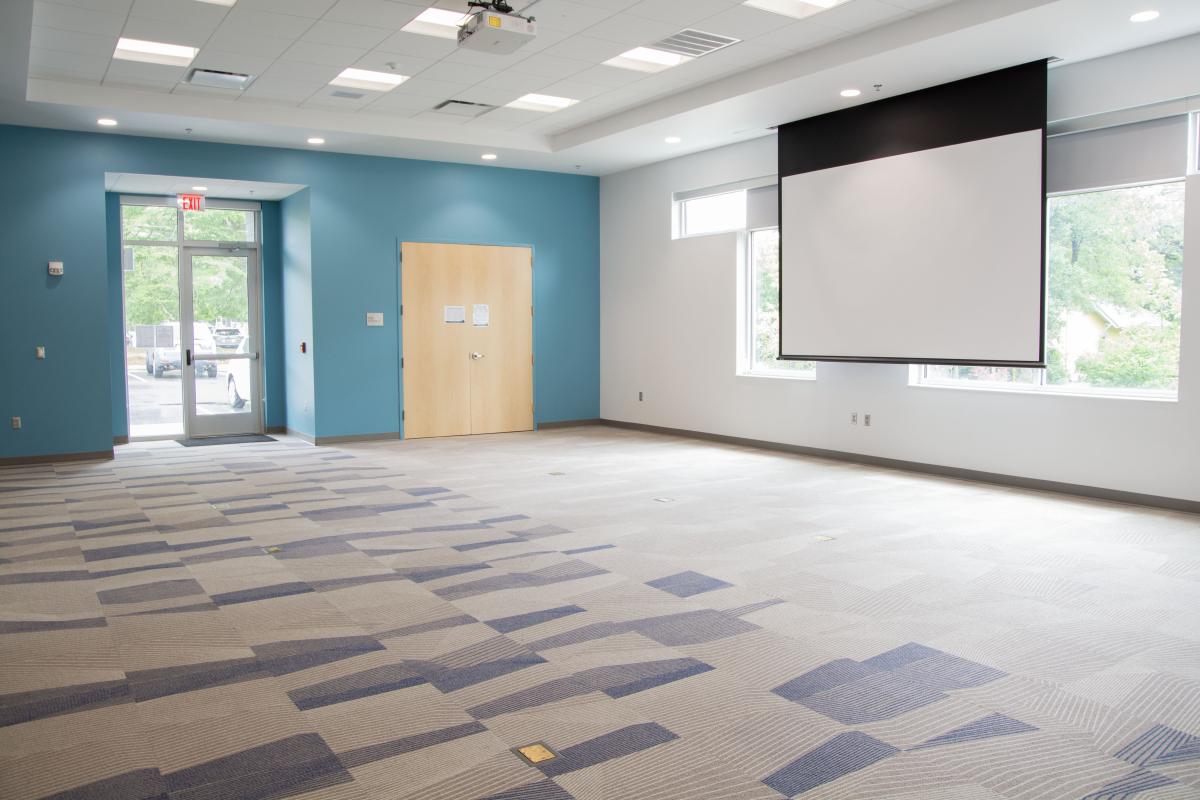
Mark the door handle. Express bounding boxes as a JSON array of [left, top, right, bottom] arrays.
[[186, 349, 192, 366], [470, 352, 484, 360]]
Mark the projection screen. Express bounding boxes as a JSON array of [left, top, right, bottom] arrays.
[[778, 61, 1048, 366]]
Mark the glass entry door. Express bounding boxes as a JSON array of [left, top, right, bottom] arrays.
[[181, 249, 262, 437]]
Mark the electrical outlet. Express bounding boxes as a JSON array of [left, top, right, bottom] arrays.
[[11, 416, 20, 430], [850, 412, 858, 425], [638, 391, 643, 402], [864, 413, 872, 427]]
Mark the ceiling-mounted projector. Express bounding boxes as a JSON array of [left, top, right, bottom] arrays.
[[458, 1, 537, 54]]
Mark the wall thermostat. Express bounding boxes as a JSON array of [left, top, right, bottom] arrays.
[[48, 261, 64, 276]]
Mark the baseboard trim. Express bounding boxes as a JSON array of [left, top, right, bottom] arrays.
[[285, 428, 315, 444], [113, 435, 129, 445], [600, 419, 1200, 515], [537, 419, 604, 429], [265, 426, 286, 435], [0, 449, 114, 467], [315, 432, 401, 445]]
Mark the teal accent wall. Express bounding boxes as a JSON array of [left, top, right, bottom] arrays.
[[0, 124, 599, 459]]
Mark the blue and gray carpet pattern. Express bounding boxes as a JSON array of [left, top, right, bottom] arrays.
[[1, 430, 1198, 799]]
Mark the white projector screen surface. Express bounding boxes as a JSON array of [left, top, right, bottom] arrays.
[[780, 129, 1044, 363]]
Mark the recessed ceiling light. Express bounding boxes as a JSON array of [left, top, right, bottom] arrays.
[[192, 185, 208, 191], [743, 0, 841, 19], [664, 136, 682, 144], [506, 93, 579, 112], [840, 88, 862, 98], [481, 153, 498, 161], [401, 7, 470, 39], [97, 118, 118, 127], [604, 46, 691, 73], [307, 137, 325, 145], [113, 37, 198, 67], [330, 67, 408, 92], [194, 0, 236, 6], [1129, 10, 1159, 22]]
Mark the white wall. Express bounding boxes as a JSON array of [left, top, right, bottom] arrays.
[[600, 135, 1200, 502]]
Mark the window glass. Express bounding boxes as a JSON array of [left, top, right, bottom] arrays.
[[922, 180, 1185, 396], [184, 208, 256, 242], [122, 205, 177, 241], [749, 228, 814, 376], [681, 190, 746, 237]]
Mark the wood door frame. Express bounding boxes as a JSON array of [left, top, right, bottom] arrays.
[[398, 240, 536, 440]]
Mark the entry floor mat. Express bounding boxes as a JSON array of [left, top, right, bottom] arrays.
[[176, 433, 277, 446]]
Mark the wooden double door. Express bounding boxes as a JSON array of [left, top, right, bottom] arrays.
[[401, 242, 533, 439]]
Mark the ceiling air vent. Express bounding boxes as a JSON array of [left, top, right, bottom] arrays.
[[185, 67, 254, 90], [432, 99, 497, 118], [650, 29, 740, 58]]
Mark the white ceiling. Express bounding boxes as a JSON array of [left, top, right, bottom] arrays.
[[2, 0, 1199, 174], [105, 172, 305, 200]]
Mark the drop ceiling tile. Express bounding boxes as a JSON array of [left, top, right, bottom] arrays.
[[580, 13, 679, 45], [391, 76, 474, 98], [361, 90, 438, 110], [359, 105, 421, 120], [810, 0, 911, 32], [697, 5, 799, 39], [233, 0, 339, 17], [475, 70, 552, 93], [302, 87, 379, 109], [129, 0, 230, 27], [621, 0, 738, 26], [882, 0, 954, 9], [217, 8, 317, 39], [302, 20, 392, 48], [536, 77, 612, 100], [239, 75, 326, 102], [536, 35, 627, 63], [48, 0, 132, 12], [566, 64, 646, 88], [192, 49, 276, 76], [204, 28, 297, 59], [504, 52, 591, 79], [410, 110, 471, 126], [30, 25, 116, 57], [284, 39, 368, 67], [325, 0, 427, 29], [121, 15, 217, 48], [28, 46, 109, 79], [103, 58, 188, 88], [33, 0, 127, 36], [530, 0, 619, 34], [751, 18, 845, 51], [354, 50, 436, 76], [466, 105, 544, 125], [465, 113, 533, 131], [260, 58, 342, 83], [171, 82, 247, 97], [374, 30, 460, 59], [418, 61, 494, 85], [452, 85, 522, 106], [441, 47, 533, 69]]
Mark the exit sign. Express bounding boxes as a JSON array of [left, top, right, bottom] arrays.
[[178, 193, 206, 211]]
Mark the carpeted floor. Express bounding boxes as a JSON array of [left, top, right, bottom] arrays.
[[1, 426, 1198, 799]]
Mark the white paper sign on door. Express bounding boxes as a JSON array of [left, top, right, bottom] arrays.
[[472, 304, 490, 327], [444, 305, 465, 323]]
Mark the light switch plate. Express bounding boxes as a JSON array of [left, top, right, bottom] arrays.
[[35, 346, 45, 359], [366, 312, 384, 327]]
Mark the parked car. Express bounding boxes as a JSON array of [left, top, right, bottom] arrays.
[[213, 327, 244, 349], [146, 322, 218, 378], [226, 338, 254, 410]]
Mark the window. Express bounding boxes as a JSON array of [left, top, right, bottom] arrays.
[[745, 228, 815, 377], [184, 208, 256, 242], [919, 180, 1185, 397], [678, 189, 746, 237]]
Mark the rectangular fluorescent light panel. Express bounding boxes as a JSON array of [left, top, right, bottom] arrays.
[[506, 93, 579, 112], [743, 0, 842, 18], [113, 37, 199, 67], [401, 8, 470, 39], [194, 0, 237, 6], [330, 67, 408, 92], [604, 46, 691, 73]]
